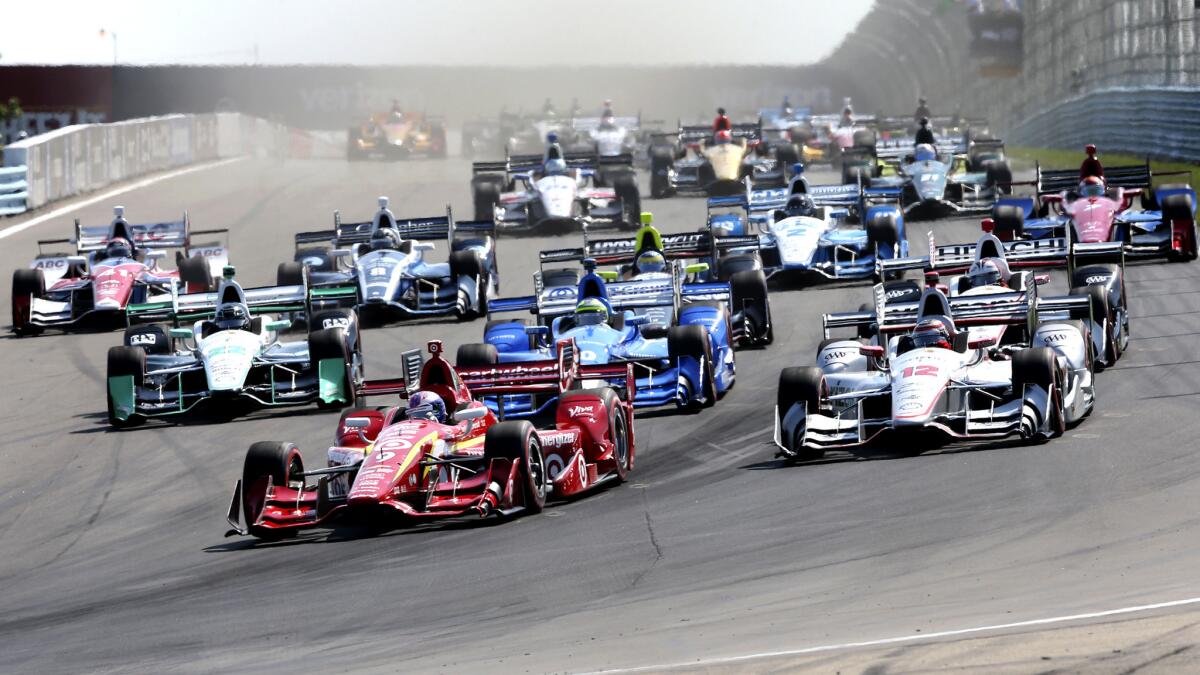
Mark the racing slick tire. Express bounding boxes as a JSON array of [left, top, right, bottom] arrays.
[[242, 441, 305, 539], [992, 204, 1026, 240], [867, 212, 901, 280], [1013, 347, 1065, 441], [774, 143, 800, 177], [541, 268, 580, 288], [729, 269, 772, 346], [668, 324, 718, 409], [1162, 193, 1198, 262], [456, 343, 499, 368], [650, 146, 675, 198], [178, 254, 214, 293], [717, 254, 762, 280], [986, 160, 1014, 195], [611, 172, 642, 230], [842, 161, 871, 186], [276, 261, 307, 287], [852, 129, 877, 149], [1069, 284, 1117, 366], [472, 174, 505, 221], [106, 345, 146, 429], [123, 324, 172, 355], [346, 128, 366, 161], [309, 327, 360, 409], [309, 309, 360, 357], [484, 421, 546, 514], [777, 366, 826, 461], [294, 248, 334, 272], [560, 387, 631, 482], [450, 250, 488, 320], [11, 267, 45, 336]]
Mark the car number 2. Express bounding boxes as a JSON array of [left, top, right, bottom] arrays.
[[902, 365, 938, 378]]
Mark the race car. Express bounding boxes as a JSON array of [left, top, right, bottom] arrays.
[[224, 339, 635, 539], [775, 281, 1096, 460], [472, 238, 747, 415], [864, 142, 1013, 219], [701, 179, 908, 282], [106, 270, 362, 428], [346, 110, 447, 160], [992, 161, 1198, 262], [287, 197, 497, 323], [11, 206, 229, 335], [878, 229, 1130, 368], [470, 139, 640, 231], [648, 119, 793, 198]]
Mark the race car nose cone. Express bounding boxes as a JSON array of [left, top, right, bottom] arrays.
[[95, 298, 121, 310]]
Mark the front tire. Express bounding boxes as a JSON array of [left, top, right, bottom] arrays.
[[106, 346, 146, 428], [484, 421, 546, 514], [11, 268, 45, 336], [668, 324, 717, 409], [243, 441, 304, 539], [777, 366, 825, 461]]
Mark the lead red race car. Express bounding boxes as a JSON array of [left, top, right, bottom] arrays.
[[226, 339, 636, 540]]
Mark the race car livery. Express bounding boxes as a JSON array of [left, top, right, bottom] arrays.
[[225, 339, 636, 539], [648, 119, 793, 198], [288, 197, 497, 323], [346, 110, 447, 160], [11, 206, 229, 335]]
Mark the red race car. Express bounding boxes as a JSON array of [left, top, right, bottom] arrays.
[[226, 339, 635, 539]]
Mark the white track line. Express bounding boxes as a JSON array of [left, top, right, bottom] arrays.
[[583, 594, 1200, 673], [0, 157, 247, 241]]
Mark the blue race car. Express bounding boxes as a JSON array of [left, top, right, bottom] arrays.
[[700, 175, 908, 283], [458, 247, 739, 417]]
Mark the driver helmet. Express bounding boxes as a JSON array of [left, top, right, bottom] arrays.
[[599, 113, 616, 130], [717, 107, 726, 116], [544, 158, 568, 176], [370, 227, 402, 251], [914, 143, 937, 162], [912, 316, 952, 350], [1079, 175, 1105, 198], [967, 259, 1004, 287], [785, 194, 816, 218], [840, 106, 853, 125], [920, 116, 930, 128], [635, 250, 666, 274], [213, 302, 251, 332], [715, 129, 732, 145], [574, 297, 610, 327], [407, 390, 447, 424], [104, 237, 133, 260]]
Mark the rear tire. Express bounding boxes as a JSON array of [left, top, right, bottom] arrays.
[[1069, 284, 1117, 365], [992, 204, 1025, 240], [777, 366, 825, 461], [243, 441, 304, 539], [106, 346, 146, 428], [650, 146, 674, 198], [484, 421, 546, 514], [986, 160, 1013, 194], [178, 255, 214, 292], [717, 254, 762, 280], [541, 268, 580, 288], [867, 212, 900, 279], [450, 250, 487, 320], [457, 343, 499, 367], [612, 172, 641, 230], [1162, 193, 1197, 262], [277, 261, 306, 287], [123, 324, 172, 355]]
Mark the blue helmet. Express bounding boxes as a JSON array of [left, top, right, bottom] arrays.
[[544, 158, 568, 176], [407, 390, 447, 423]]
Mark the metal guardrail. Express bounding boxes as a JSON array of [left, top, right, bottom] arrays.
[[1007, 87, 1200, 163], [0, 165, 28, 215]]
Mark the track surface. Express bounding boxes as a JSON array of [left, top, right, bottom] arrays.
[[0, 158, 1197, 673]]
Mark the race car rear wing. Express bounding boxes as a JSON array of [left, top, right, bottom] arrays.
[[295, 205, 485, 248], [126, 282, 309, 323], [353, 348, 424, 399], [455, 339, 636, 401], [876, 230, 1125, 279], [474, 150, 633, 177], [1037, 162, 1152, 194], [48, 212, 227, 254]]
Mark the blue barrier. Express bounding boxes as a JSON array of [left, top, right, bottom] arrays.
[[0, 165, 29, 216], [1008, 87, 1200, 164]]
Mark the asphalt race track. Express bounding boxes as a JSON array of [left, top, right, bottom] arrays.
[[1, 158, 1198, 673]]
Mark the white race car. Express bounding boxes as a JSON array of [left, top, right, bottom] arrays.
[[775, 280, 1096, 460]]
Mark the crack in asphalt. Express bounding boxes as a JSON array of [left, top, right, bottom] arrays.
[[628, 487, 663, 589]]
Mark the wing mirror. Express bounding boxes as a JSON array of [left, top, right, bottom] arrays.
[[145, 250, 167, 263], [413, 242, 435, 252], [1034, 274, 1050, 286], [265, 319, 291, 332], [524, 324, 550, 336], [596, 270, 618, 281], [453, 406, 489, 433], [330, 248, 354, 260], [343, 416, 373, 443], [169, 327, 194, 339], [641, 324, 669, 339], [684, 262, 709, 275], [859, 345, 885, 358], [626, 315, 648, 327]]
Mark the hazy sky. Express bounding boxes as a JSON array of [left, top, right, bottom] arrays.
[[1, 0, 875, 67]]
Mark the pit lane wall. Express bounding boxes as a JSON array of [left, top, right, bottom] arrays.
[[824, 0, 1200, 160], [0, 113, 287, 216]]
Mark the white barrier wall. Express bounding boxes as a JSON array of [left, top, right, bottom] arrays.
[[1, 113, 287, 215]]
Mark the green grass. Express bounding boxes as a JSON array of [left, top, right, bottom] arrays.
[[1008, 147, 1198, 191]]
